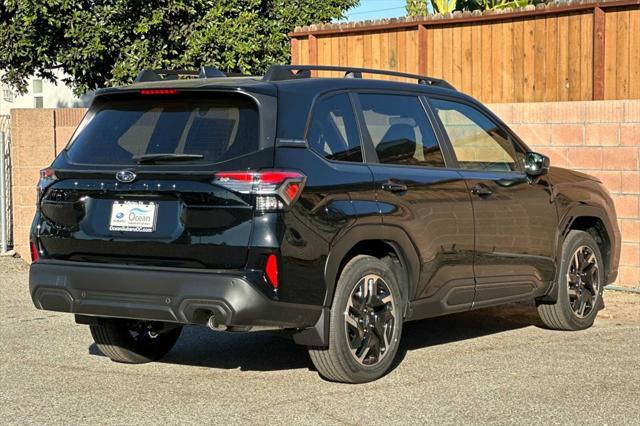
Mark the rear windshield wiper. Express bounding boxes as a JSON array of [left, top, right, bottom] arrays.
[[132, 153, 204, 164]]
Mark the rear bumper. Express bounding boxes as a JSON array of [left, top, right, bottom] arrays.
[[29, 260, 322, 328]]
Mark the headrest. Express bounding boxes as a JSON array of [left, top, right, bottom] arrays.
[[376, 124, 416, 163]]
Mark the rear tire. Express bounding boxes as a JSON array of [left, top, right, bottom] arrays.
[[537, 230, 604, 331], [308, 255, 404, 383], [90, 319, 182, 364]]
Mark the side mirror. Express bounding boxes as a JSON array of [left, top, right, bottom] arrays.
[[524, 152, 550, 177]]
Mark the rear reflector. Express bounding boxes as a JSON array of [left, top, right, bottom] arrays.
[[30, 241, 40, 263], [265, 254, 278, 289], [139, 89, 178, 95], [214, 170, 306, 210]]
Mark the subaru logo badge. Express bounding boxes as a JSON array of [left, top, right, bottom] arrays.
[[116, 170, 136, 183]]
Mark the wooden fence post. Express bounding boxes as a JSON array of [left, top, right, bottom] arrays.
[[309, 34, 318, 76], [290, 37, 299, 65], [309, 34, 318, 65], [593, 6, 606, 100], [418, 25, 428, 75]]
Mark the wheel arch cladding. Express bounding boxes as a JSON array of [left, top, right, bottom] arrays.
[[560, 204, 617, 282], [540, 206, 618, 304], [569, 216, 611, 276], [323, 225, 420, 309]]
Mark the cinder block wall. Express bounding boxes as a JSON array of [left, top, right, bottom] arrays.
[[488, 100, 639, 287], [9, 101, 640, 287]]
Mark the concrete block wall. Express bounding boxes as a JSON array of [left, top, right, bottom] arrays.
[[488, 100, 639, 287], [8, 101, 640, 287]]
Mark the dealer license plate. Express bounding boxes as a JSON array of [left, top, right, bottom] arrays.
[[109, 201, 158, 232]]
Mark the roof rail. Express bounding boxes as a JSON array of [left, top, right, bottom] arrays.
[[134, 66, 227, 83], [262, 65, 455, 90]]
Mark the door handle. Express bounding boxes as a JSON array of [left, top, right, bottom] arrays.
[[381, 181, 408, 193], [471, 184, 493, 198]]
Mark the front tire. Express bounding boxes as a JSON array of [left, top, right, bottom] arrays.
[[308, 255, 404, 383], [90, 319, 182, 364], [537, 230, 604, 331]]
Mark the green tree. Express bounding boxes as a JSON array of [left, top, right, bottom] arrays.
[[478, 0, 537, 10], [0, 0, 358, 95], [406, 0, 428, 15], [406, 0, 540, 15]]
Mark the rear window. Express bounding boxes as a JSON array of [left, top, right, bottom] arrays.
[[66, 94, 259, 165]]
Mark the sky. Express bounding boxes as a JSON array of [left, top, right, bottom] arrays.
[[342, 0, 408, 22]]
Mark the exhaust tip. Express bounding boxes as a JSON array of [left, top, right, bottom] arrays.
[[206, 315, 252, 332], [207, 315, 224, 331]]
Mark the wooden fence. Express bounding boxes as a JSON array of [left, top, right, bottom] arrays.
[[290, 0, 640, 103]]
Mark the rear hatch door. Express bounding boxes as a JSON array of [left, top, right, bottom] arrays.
[[37, 90, 276, 269]]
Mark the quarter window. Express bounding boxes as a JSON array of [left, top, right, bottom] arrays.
[[430, 99, 522, 172], [307, 94, 362, 163], [358, 94, 445, 168]]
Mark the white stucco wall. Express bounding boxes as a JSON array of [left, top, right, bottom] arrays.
[[0, 70, 93, 115]]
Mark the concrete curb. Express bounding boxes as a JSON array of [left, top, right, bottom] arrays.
[[605, 285, 640, 294]]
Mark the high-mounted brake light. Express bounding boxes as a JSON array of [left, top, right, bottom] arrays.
[[139, 89, 178, 95], [214, 170, 306, 211]]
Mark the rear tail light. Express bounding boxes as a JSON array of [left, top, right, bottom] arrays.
[[37, 168, 58, 210], [29, 241, 40, 263], [40, 168, 57, 180], [265, 254, 279, 289], [214, 170, 306, 211]]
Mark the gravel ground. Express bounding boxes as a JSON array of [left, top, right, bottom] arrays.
[[1, 256, 639, 425]]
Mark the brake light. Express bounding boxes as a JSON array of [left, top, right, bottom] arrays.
[[139, 89, 178, 95], [30, 241, 40, 263], [214, 170, 306, 210], [265, 254, 279, 289], [284, 183, 300, 201]]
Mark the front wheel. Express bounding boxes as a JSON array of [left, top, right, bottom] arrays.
[[90, 319, 182, 363], [537, 230, 605, 331], [308, 255, 404, 383]]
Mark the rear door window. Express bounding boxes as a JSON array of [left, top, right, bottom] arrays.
[[306, 93, 363, 163], [357, 94, 445, 168], [66, 94, 259, 165]]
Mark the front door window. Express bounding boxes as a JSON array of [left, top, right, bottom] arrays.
[[430, 98, 523, 172]]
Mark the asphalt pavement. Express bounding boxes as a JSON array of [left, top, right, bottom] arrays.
[[1, 257, 639, 425]]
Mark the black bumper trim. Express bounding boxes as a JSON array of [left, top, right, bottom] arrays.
[[29, 261, 322, 328]]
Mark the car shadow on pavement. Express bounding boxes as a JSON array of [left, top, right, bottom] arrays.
[[400, 301, 544, 351], [88, 301, 545, 374]]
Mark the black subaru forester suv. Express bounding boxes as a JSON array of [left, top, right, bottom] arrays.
[[29, 65, 620, 383]]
